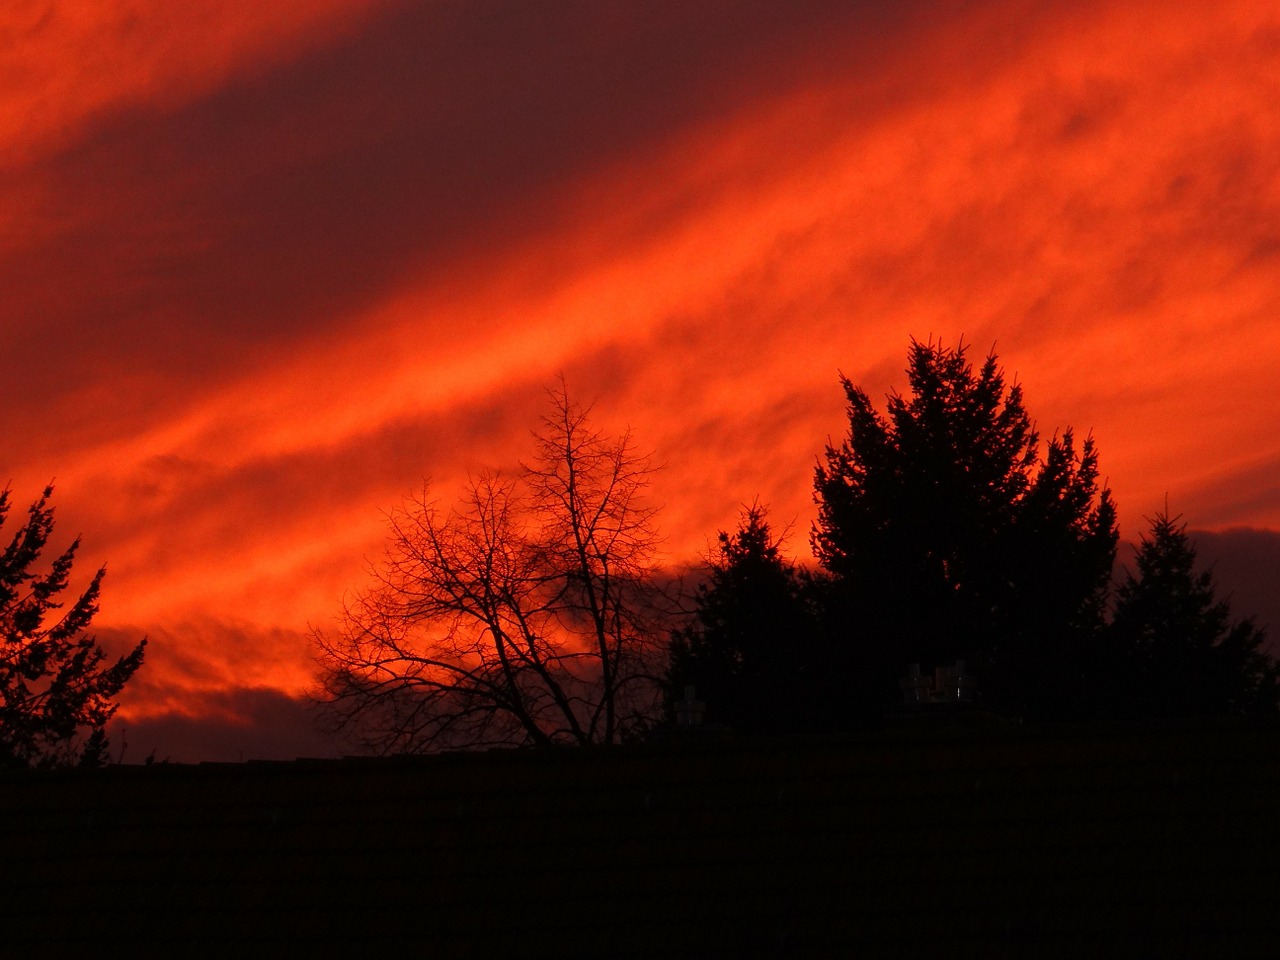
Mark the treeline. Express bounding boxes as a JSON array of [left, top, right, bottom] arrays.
[[667, 340, 1277, 730], [316, 341, 1277, 754], [8, 340, 1269, 769]]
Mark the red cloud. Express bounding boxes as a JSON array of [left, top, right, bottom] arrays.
[[5, 0, 1279, 754]]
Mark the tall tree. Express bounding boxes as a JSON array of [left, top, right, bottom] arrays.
[[315, 387, 670, 752], [666, 505, 821, 734], [1109, 511, 1277, 718], [813, 339, 1117, 715], [0, 486, 146, 768]]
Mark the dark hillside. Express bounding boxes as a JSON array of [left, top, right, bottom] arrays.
[[5, 721, 1279, 956]]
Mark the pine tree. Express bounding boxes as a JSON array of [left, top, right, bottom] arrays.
[[0, 486, 146, 767], [667, 505, 821, 734], [1110, 512, 1277, 718], [813, 339, 1117, 715]]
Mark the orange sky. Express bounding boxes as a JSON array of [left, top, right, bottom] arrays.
[[4, 0, 1279, 760]]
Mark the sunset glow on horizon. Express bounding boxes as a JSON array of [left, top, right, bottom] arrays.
[[4, 0, 1279, 760]]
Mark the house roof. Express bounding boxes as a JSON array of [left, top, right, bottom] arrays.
[[4, 718, 1279, 956]]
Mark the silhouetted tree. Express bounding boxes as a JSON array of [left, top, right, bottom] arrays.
[[1109, 511, 1277, 717], [315, 387, 671, 752], [666, 505, 821, 734], [0, 486, 146, 768], [813, 340, 1117, 716]]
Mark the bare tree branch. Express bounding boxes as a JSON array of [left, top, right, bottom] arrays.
[[314, 386, 671, 752]]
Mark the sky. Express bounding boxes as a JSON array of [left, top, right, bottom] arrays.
[[4, 0, 1279, 761]]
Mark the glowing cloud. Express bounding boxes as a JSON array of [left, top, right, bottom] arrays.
[[3, 0, 1278, 758]]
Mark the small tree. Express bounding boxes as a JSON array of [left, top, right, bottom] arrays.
[[1109, 511, 1277, 717], [813, 339, 1118, 715], [666, 505, 821, 734], [0, 485, 146, 768], [315, 388, 670, 752]]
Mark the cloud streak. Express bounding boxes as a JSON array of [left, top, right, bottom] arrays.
[[4, 0, 1280, 754]]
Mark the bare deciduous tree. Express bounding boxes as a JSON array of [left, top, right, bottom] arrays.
[[315, 388, 670, 752]]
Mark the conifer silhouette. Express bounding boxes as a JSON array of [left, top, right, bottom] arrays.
[[0, 486, 145, 767], [1110, 511, 1277, 717]]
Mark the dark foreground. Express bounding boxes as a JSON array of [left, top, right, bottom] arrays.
[[4, 718, 1279, 957]]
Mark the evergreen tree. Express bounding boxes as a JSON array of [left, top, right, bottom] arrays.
[[667, 505, 821, 734], [1109, 512, 1277, 718], [813, 339, 1117, 716], [0, 485, 146, 767]]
